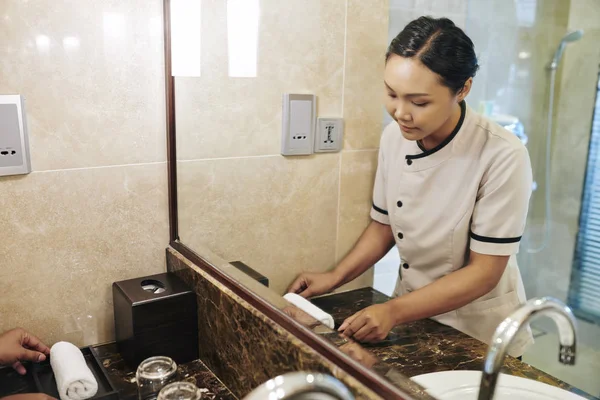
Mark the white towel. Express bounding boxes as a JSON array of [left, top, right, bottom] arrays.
[[283, 292, 335, 329], [50, 342, 98, 400]]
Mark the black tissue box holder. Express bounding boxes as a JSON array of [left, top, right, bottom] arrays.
[[112, 272, 199, 368]]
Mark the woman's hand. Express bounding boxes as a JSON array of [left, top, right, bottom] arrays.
[[1, 394, 56, 400], [0, 328, 50, 375], [286, 271, 340, 298], [338, 303, 396, 342]]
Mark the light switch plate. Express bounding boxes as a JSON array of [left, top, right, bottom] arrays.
[[0, 95, 31, 176], [281, 94, 316, 156], [315, 117, 343, 153]]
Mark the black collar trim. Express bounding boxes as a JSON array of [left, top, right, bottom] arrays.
[[406, 100, 466, 160]]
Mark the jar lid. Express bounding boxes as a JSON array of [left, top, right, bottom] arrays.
[[137, 356, 178, 380]]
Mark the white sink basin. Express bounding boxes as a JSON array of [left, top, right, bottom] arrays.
[[411, 371, 587, 400]]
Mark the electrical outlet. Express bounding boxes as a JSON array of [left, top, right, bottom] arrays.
[[315, 118, 343, 153], [0, 95, 31, 176], [281, 94, 315, 156]]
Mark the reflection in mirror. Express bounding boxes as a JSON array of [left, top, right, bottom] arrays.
[[172, 0, 600, 398], [227, 0, 260, 77], [170, 0, 202, 77]]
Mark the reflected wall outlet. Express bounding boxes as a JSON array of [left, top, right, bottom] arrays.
[[0, 95, 31, 176], [281, 94, 315, 156], [315, 117, 343, 153]]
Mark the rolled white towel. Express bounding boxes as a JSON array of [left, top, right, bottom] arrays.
[[283, 292, 335, 329], [50, 342, 98, 400]]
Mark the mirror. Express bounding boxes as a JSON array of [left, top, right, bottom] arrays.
[[171, 0, 600, 397]]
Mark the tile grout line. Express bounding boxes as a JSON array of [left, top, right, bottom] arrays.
[[343, 148, 379, 153], [178, 154, 282, 163], [335, 0, 349, 263], [178, 149, 379, 164], [30, 149, 379, 174], [31, 161, 166, 174]]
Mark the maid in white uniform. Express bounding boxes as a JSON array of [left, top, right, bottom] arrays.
[[288, 16, 533, 357]]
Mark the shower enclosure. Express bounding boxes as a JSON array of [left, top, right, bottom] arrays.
[[464, 0, 600, 393], [464, 0, 597, 308]]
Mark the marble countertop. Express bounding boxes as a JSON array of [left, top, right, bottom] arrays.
[[311, 287, 596, 400], [93, 343, 235, 400]]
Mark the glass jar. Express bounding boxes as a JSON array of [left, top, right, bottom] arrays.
[[136, 356, 178, 400], [158, 381, 205, 400]]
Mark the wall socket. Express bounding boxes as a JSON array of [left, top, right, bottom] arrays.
[[315, 118, 343, 153], [281, 94, 316, 156], [0, 95, 31, 176]]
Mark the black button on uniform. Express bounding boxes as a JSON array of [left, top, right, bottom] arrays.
[[406, 159, 412, 165], [397, 232, 403, 239], [397, 200, 403, 208], [403, 263, 410, 269]]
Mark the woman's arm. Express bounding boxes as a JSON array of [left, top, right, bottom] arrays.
[[331, 220, 396, 286], [339, 251, 509, 341], [287, 220, 395, 297]]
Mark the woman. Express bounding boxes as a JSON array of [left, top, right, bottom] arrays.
[[288, 16, 533, 357]]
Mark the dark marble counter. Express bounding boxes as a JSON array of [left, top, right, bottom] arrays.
[[312, 287, 596, 400], [93, 343, 236, 400]]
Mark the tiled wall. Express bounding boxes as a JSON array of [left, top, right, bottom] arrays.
[[177, 0, 389, 294], [0, 1, 168, 345]]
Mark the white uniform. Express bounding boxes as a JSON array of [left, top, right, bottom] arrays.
[[371, 101, 533, 357]]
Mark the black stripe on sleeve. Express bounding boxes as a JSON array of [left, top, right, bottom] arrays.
[[470, 231, 522, 244], [372, 203, 388, 215]]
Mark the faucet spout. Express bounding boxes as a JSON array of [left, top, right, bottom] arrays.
[[243, 372, 355, 400], [478, 297, 578, 400]]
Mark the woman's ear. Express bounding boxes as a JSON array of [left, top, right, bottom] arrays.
[[457, 77, 473, 102]]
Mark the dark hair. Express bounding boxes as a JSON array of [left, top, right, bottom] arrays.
[[386, 16, 479, 94]]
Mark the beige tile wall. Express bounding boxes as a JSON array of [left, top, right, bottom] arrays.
[[0, 0, 168, 346], [177, 0, 389, 294]]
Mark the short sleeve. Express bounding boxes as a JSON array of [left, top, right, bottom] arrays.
[[470, 146, 532, 255], [370, 144, 390, 225]]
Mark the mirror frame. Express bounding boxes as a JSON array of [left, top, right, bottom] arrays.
[[161, 1, 413, 398]]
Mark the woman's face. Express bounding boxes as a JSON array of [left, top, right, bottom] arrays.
[[384, 54, 468, 142]]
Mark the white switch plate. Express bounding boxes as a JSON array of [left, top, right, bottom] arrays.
[[281, 94, 315, 156], [315, 117, 343, 153], [0, 95, 31, 176]]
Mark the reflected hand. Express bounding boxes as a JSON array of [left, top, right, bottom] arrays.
[[338, 341, 379, 368], [1, 394, 56, 400], [338, 303, 395, 343], [0, 328, 51, 375], [282, 305, 321, 328], [286, 272, 339, 298]]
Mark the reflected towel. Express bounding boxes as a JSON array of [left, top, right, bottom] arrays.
[[284, 292, 335, 329]]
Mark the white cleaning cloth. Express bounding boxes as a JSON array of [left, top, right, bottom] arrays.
[[284, 292, 335, 329], [50, 342, 98, 400]]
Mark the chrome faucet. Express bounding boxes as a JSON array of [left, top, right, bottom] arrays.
[[478, 297, 578, 400], [242, 372, 355, 400]]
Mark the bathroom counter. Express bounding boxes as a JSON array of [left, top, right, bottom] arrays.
[[312, 287, 596, 400], [93, 342, 235, 400]]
